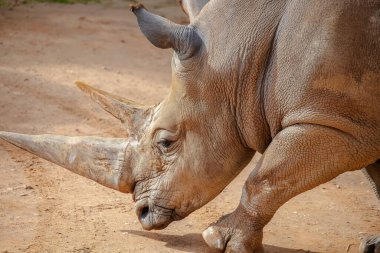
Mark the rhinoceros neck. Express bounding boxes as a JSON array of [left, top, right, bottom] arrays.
[[195, 0, 287, 153]]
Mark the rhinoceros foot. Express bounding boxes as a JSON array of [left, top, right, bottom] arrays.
[[360, 235, 380, 253], [202, 204, 264, 253]]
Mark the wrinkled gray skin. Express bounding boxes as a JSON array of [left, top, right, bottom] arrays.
[[0, 0, 379, 252]]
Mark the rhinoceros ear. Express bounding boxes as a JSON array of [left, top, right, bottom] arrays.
[[178, 0, 209, 22], [130, 3, 201, 58]]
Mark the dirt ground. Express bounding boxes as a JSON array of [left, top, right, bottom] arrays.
[[0, 2, 379, 253]]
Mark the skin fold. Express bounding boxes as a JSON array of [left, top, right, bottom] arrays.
[[0, 0, 379, 252]]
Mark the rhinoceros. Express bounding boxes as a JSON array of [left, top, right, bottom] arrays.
[[0, 0, 379, 252]]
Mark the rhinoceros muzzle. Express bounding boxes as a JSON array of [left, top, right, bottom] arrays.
[[135, 198, 178, 230], [136, 200, 173, 230]]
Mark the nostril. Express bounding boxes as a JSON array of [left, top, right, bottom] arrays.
[[141, 206, 149, 220]]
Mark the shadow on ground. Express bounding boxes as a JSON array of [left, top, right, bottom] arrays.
[[124, 230, 317, 253]]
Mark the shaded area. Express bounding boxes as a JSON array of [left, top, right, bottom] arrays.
[[264, 245, 317, 253], [123, 230, 212, 253], [125, 230, 318, 253]]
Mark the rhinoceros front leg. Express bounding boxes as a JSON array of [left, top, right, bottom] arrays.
[[360, 235, 380, 253], [360, 163, 380, 253], [203, 124, 377, 253]]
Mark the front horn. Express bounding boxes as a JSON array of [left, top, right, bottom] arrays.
[[0, 131, 134, 193]]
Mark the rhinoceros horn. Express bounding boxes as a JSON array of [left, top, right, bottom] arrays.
[[0, 132, 134, 193], [130, 3, 202, 57], [76, 81, 151, 133]]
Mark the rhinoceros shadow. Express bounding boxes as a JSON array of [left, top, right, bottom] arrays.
[[124, 230, 318, 253]]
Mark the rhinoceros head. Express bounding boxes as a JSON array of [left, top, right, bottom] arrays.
[[0, 2, 255, 230]]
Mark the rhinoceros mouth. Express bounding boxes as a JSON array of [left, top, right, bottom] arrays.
[[135, 199, 181, 230]]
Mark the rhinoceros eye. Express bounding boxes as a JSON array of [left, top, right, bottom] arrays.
[[155, 129, 180, 154], [158, 139, 173, 149]]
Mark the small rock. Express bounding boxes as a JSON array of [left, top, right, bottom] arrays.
[[25, 185, 34, 190]]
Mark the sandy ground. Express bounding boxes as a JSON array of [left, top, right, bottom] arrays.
[[0, 2, 379, 253]]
